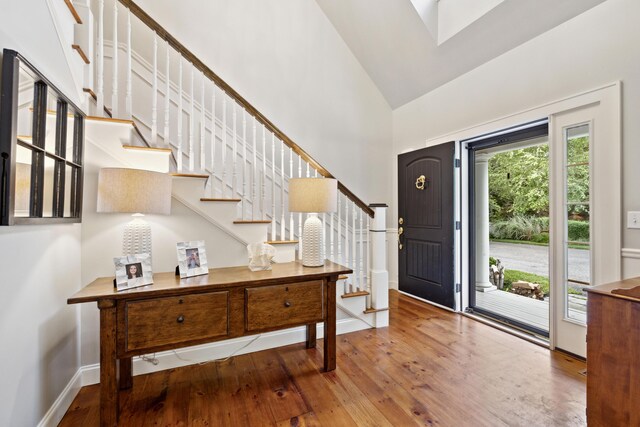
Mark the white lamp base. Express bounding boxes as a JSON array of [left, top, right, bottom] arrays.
[[123, 214, 152, 260], [301, 213, 324, 267]]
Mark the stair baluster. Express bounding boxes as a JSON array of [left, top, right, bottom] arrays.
[[97, 0, 104, 115], [125, 9, 132, 118], [289, 146, 294, 241], [241, 109, 247, 219], [176, 58, 183, 171], [280, 139, 285, 240], [297, 154, 303, 258], [188, 66, 194, 170], [344, 194, 350, 292], [261, 124, 266, 220], [232, 101, 237, 198], [163, 41, 170, 146], [111, 0, 118, 118], [210, 82, 216, 197], [151, 34, 158, 146], [352, 201, 357, 291], [200, 73, 205, 172], [221, 96, 227, 196], [271, 133, 276, 240], [252, 118, 257, 220]]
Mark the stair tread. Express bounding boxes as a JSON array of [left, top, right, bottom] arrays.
[[123, 145, 172, 153], [64, 0, 83, 24], [363, 307, 389, 314], [341, 291, 370, 299], [265, 240, 299, 245], [171, 173, 209, 179], [200, 198, 241, 202], [72, 44, 90, 64], [233, 220, 271, 224], [86, 115, 135, 125]]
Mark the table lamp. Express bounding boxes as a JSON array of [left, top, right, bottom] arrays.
[[96, 168, 172, 261], [288, 178, 337, 267]]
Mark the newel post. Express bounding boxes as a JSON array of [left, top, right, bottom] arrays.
[[369, 204, 389, 327]]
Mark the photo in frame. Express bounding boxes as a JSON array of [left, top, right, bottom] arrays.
[[177, 240, 209, 278], [113, 253, 153, 291]]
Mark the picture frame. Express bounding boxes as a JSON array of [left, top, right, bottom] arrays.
[[177, 240, 209, 278], [114, 253, 153, 291]]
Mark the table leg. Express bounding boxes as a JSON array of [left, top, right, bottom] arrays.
[[98, 299, 118, 427], [324, 278, 337, 371], [306, 323, 317, 349], [119, 357, 133, 390]]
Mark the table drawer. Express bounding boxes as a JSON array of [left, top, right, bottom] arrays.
[[125, 291, 229, 352], [245, 280, 324, 332]]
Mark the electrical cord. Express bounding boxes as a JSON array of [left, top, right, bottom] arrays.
[[140, 335, 262, 366]]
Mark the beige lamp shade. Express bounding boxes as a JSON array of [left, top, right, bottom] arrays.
[[97, 168, 172, 215], [288, 178, 337, 213]]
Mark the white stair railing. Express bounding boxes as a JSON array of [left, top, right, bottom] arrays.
[[91, 0, 387, 315]]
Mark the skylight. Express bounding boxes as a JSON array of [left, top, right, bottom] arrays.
[[410, 0, 505, 45]]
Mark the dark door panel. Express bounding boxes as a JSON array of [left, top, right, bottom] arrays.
[[398, 142, 455, 309]]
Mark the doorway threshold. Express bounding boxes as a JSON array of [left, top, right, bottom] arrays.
[[462, 311, 549, 349]]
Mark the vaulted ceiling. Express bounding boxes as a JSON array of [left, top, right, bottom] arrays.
[[316, 0, 607, 108]]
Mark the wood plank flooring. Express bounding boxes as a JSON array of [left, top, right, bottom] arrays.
[[60, 291, 587, 426]]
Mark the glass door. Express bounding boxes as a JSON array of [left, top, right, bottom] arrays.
[[550, 105, 599, 358]]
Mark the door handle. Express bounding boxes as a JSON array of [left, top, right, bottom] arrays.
[[398, 227, 404, 250]]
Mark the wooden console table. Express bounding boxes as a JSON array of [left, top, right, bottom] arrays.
[[68, 261, 351, 427]]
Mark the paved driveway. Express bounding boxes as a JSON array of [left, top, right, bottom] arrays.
[[489, 241, 590, 284]]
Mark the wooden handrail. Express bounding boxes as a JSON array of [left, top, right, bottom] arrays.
[[119, 0, 374, 217]]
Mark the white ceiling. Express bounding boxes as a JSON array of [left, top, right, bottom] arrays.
[[315, 0, 606, 108]]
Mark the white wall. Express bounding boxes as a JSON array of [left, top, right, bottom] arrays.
[[0, 0, 84, 107], [392, 0, 640, 278], [0, 224, 81, 427], [0, 10, 84, 426], [134, 0, 393, 206]]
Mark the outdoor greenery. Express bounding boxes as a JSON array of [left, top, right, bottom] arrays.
[[503, 269, 550, 296], [489, 215, 589, 242], [488, 137, 590, 221]]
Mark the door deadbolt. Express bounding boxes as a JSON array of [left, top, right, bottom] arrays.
[[399, 217, 404, 225]]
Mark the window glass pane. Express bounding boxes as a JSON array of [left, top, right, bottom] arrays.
[[64, 165, 73, 217], [42, 156, 55, 217], [565, 124, 590, 323], [65, 114, 77, 161], [567, 165, 589, 204], [14, 145, 32, 217], [44, 88, 59, 153]]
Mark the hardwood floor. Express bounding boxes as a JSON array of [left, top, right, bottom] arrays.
[[60, 291, 586, 426]]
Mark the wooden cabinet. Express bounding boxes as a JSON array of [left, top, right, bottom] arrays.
[[245, 280, 324, 331], [68, 261, 350, 427], [586, 277, 640, 427], [124, 291, 229, 352]]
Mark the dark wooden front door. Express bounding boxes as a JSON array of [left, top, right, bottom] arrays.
[[398, 142, 455, 309]]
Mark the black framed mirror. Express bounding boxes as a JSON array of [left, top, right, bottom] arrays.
[[0, 49, 85, 225]]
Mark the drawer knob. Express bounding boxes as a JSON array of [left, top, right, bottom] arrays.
[[284, 301, 291, 308], [177, 315, 185, 323]]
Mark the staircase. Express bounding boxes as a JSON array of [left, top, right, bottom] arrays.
[[52, 0, 389, 328]]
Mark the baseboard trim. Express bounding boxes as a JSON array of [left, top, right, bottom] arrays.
[[37, 368, 83, 427], [81, 317, 369, 386]]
